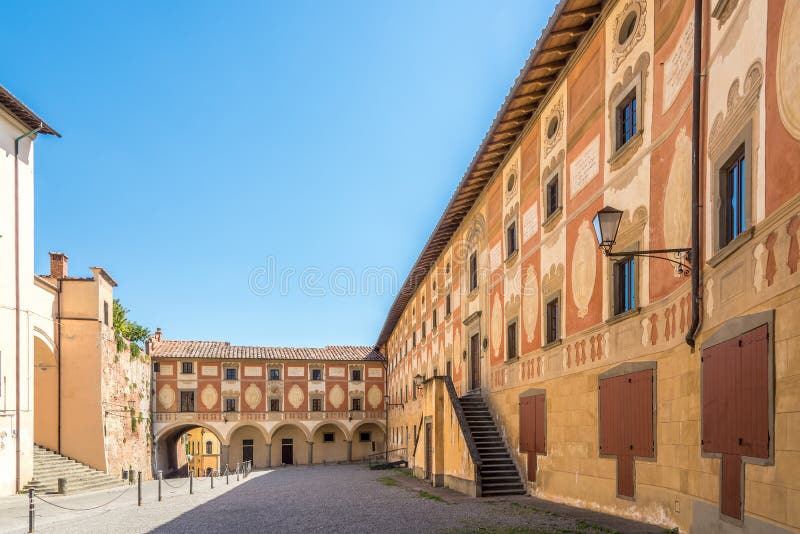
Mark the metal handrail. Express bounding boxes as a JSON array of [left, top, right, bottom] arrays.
[[366, 448, 407, 467]]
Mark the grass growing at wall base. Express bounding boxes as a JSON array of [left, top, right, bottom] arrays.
[[377, 476, 398, 486], [418, 490, 445, 502]]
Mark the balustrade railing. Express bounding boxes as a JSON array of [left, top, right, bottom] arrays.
[[154, 410, 384, 423]]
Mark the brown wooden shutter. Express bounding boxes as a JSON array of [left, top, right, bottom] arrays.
[[599, 368, 654, 498], [519, 393, 546, 482], [701, 323, 770, 521]]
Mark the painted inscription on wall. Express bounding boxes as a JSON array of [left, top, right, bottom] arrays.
[[328, 367, 345, 377], [663, 19, 694, 113], [490, 243, 502, 270], [201, 365, 217, 377], [569, 136, 600, 198], [368, 367, 383, 378], [243, 366, 262, 377], [522, 203, 539, 242], [287, 366, 304, 377]]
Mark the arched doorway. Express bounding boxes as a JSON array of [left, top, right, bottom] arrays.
[[350, 422, 386, 461], [311, 423, 349, 464], [269, 423, 310, 466], [154, 424, 225, 477], [33, 334, 58, 451], [228, 425, 268, 470]]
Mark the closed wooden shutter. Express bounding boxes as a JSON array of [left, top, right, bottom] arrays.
[[599, 368, 654, 498], [519, 393, 546, 482], [701, 323, 770, 520]]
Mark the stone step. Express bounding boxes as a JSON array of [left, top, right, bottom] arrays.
[[27, 445, 126, 495], [482, 487, 527, 496]]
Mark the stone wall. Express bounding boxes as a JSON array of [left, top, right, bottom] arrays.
[[101, 330, 152, 480]]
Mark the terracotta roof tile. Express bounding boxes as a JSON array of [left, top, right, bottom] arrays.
[[150, 340, 384, 362]]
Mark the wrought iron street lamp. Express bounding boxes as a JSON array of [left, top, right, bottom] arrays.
[[592, 205, 692, 275], [413, 374, 424, 389]]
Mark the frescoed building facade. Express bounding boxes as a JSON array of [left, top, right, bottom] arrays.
[[381, 0, 800, 531], [149, 334, 386, 473]]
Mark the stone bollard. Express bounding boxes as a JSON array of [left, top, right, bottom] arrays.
[[57, 478, 67, 495]]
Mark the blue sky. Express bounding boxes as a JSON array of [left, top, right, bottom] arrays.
[[3, 0, 557, 347]]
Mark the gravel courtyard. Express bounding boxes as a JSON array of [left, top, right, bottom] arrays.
[[0, 465, 666, 533], [152, 465, 663, 534]]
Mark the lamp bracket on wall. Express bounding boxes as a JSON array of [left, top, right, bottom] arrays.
[[592, 205, 692, 276]]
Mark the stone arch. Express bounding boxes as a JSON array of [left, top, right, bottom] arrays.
[[154, 422, 227, 476], [350, 421, 387, 461], [310, 420, 351, 442], [351, 419, 386, 436], [228, 423, 269, 469], [33, 333, 58, 451], [269, 421, 311, 466], [268, 421, 311, 443], [225, 422, 269, 445]]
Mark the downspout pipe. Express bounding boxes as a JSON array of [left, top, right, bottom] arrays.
[[686, 0, 703, 350], [14, 123, 43, 493]]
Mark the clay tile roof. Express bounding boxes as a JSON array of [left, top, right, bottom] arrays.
[[0, 83, 60, 137], [149, 340, 384, 362]]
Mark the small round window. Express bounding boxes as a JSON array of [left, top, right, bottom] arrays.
[[506, 173, 516, 192], [547, 116, 559, 139], [618, 11, 637, 45]]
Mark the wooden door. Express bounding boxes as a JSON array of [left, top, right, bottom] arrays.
[[424, 422, 433, 480], [242, 439, 254, 464], [470, 333, 481, 390], [281, 438, 293, 464]]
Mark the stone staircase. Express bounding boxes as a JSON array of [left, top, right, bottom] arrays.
[[460, 392, 526, 497], [24, 445, 126, 494]]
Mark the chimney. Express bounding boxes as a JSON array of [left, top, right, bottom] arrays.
[[49, 252, 68, 279], [152, 327, 162, 343], [146, 327, 162, 356]]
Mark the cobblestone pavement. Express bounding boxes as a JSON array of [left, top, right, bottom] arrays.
[[0, 465, 668, 533]]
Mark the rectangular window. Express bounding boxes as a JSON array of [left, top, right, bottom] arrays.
[[181, 362, 193, 375], [546, 297, 560, 344], [269, 398, 281, 412], [412, 332, 416, 348], [103, 301, 109, 326], [507, 320, 518, 360], [225, 368, 237, 381], [446, 360, 452, 377], [153, 362, 160, 373], [421, 321, 426, 339], [432, 309, 438, 329], [546, 174, 559, 217], [722, 146, 747, 247], [311, 398, 323, 412], [206, 441, 213, 454], [180, 391, 195, 412], [613, 256, 636, 315], [445, 294, 451, 316], [617, 90, 638, 148], [351, 398, 362, 411], [311, 368, 323, 381], [351, 368, 362, 381], [360, 431, 371, 442], [269, 368, 281, 381], [506, 221, 517, 257], [469, 252, 478, 291], [323, 432, 335, 443], [225, 398, 237, 412]]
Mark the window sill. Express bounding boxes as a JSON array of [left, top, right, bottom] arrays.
[[542, 339, 562, 352], [504, 356, 520, 365], [606, 307, 641, 326], [707, 227, 755, 268], [541, 207, 563, 233], [608, 130, 643, 171]]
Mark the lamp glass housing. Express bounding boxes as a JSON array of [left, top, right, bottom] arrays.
[[592, 206, 624, 253]]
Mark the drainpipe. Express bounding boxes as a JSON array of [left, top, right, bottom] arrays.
[[57, 278, 62, 453], [685, 0, 704, 350], [14, 123, 43, 493]]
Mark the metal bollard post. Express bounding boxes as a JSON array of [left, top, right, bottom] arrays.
[[211, 470, 214, 489], [189, 470, 193, 495], [158, 471, 162, 502], [138, 471, 142, 506], [226, 468, 229, 485], [28, 488, 34, 533], [236, 462, 240, 481]]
